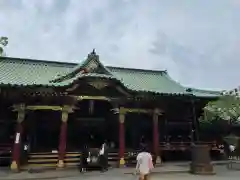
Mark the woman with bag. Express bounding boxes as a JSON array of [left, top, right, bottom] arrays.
[[135, 146, 154, 180], [99, 141, 108, 172], [79, 144, 88, 173]]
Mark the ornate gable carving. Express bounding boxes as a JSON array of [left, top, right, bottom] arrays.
[[88, 81, 108, 90]]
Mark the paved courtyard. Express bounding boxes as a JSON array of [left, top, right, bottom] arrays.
[[58, 166, 240, 180], [1, 164, 240, 180]]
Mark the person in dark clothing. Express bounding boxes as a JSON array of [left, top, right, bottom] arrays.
[[139, 136, 147, 151], [80, 144, 88, 172], [99, 141, 108, 172], [20, 136, 30, 165]]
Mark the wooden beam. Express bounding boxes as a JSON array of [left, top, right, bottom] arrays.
[[24, 105, 75, 112], [74, 96, 111, 101], [119, 107, 163, 115], [26, 105, 63, 111]]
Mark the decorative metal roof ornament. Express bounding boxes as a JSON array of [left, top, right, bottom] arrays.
[[87, 48, 98, 60], [89, 81, 108, 90], [85, 49, 99, 72], [92, 48, 96, 55]]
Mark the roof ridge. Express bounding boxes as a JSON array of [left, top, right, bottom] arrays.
[[108, 66, 167, 74], [0, 56, 167, 73], [0, 56, 77, 66], [50, 50, 115, 83], [187, 87, 222, 94]]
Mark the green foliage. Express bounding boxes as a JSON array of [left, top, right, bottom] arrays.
[[202, 95, 240, 123], [0, 36, 8, 56]]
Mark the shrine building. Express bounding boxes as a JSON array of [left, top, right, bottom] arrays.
[[0, 50, 221, 171]]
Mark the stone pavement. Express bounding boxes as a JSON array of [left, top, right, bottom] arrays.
[[0, 164, 187, 180], [0, 161, 235, 180], [50, 166, 240, 180]]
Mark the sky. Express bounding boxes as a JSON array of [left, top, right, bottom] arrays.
[[0, 0, 239, 91]]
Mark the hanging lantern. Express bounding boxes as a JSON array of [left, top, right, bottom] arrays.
[[89, 100, 94, 115]]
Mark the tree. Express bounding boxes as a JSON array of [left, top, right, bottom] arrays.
[[197, 95, 240, 142], [202, 95, 240, 124], [0, 36, 8, 56]]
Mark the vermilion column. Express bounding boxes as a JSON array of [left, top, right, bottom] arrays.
[[119, 108, 125, 167], [153, 109, 161, 165], [57, 106, 72, 168], [11, 104, 25, 172]]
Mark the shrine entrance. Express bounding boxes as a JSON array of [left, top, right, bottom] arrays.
[[125, 114, 153, 150], [67, 99, 118, 151], [24, 110, 61, 152]]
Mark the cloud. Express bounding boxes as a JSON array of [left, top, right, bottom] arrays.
[[0, 0, 239, 90]]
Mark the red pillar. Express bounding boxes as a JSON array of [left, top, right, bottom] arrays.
[[57, 109, 69, 168], [153, 114, 159, 156], [153, 109, 161, 165], [11, 105, 25, 172], [119, 110, 125, 167]]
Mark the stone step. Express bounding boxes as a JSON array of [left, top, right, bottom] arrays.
[[26, 151, 120, 169]]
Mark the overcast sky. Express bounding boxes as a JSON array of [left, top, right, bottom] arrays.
[[0, 0, 239, 90]]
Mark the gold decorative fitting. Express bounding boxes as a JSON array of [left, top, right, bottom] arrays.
[[61, 112, 68, 122], [12, 103, 25, 112], [62, 105, 74, 113], [119, 107, 127, 115], [153, 108, 163, 115], [12, 104, 25, 123], [17, 111, 25, 123], [119, 113, 125, 123], [119, 157, 125, 165], [89, 81, 108, 90], [57, 160, 65, 168], [86, 60, 98, 71], [10, 161, 18, 171]]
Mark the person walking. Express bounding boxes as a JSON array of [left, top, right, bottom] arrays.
[[135, 146, 154, 180], [80, 144, 88, 173], [99, 141, 108, 172]]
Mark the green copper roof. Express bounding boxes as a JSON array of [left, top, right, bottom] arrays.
[[0, 54, 221, 97], [187, 88, 221, 98], [0, 57, 74, 86], [108, 67, 187, 94]]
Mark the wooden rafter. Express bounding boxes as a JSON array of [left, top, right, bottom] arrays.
[[119, 107, 163, 115]]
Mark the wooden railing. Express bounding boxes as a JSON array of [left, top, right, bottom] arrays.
[[159, 141, 222, 151]]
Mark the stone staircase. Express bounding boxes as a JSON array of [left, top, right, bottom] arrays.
[[25, 151, 119, 170], [25, 152, 59, 169], [0, 143, 12, 166]]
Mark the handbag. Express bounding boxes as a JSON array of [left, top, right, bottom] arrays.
[[87, 152, 91, 162], [148, 158, 154, 170]]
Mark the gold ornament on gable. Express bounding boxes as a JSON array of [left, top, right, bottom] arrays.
[[89, 81, 108, 90], [87, 60, 98, 71]]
